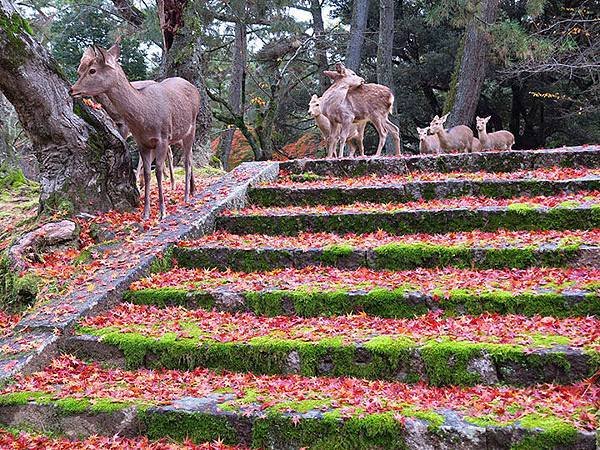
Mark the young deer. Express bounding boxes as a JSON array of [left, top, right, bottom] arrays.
[[71, 44, 200, 220], [429, 113, 475, 153], [416, 127, 441, 154], [320, 63, 401, 158], [77, 50, 176, 191], [309, 94, 365, 157], [476, 116, 515, 151]]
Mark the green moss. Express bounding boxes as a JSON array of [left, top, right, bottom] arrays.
[[401, 407, 445, 430], [320, 243, 355, 265], [140, 410, 238, 444], [0, 10, 33, 69], [374, 243, 472, 269], [54, 397, 91, 415], [149, 247, 175, 274], [271, 399, 332, 414], [251, 411, 407, 449], [0, 391, 49, 406], [289, 172, 327, 183], [529, 334, 571, 347], [0, 256, 40, 313], [512, 414, 579, 450], [507, 203, 537, 214]]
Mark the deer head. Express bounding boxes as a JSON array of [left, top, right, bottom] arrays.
[[476, 116, 491, 132], [429, 113, 449, 134], [323, 63, 365, 88], [416, 127, 430, 141], [70, 44, 122, 98], [308, 94, 321, 116]]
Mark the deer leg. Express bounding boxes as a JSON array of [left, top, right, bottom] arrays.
[[356, 122, 367, 157], [182, 132, 195, 202], [373, 118, 389, 157], [337, 124, 352, 159], [327, 124, 340, 159], [167, 146, 175, 190], [136, 154, 144, 188], [155, 142, 168, 220], [140, 149, 152, 220], [385, 120, 402, 156], [347, 139, 356, 158]]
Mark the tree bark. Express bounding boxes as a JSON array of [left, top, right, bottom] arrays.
[[376, 0, 394, 92], [447, 0, 500, 128], [310, 0, 329, 91], [345, 0, 369, 71], [110, 0, 144, 27], [158, 0, 212, 167], [0, 0, 138, 214], [218, 1, 247, 171]]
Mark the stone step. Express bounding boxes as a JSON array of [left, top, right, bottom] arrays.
[[280, 146, 600, 177], [126, 266, 599, 318], [0, 357, 595, 449], [249, 176, 600, 207], [0, 429, 242, 449], [174, 243, 600, 272], [64, 304, 599, 386], [217, 196, 600, 235]]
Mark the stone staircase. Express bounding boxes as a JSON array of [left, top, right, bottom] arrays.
[[0, 148, 598, 449]]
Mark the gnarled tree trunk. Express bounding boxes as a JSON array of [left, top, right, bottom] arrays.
[[310, 0, 329, 92], [158, 0, 212, 168], [447, 0, 500, 128], [0, 0, 138, 214]]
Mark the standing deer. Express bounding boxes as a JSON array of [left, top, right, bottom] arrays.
[[416, 127, 441, 154], [429, 113, 475, 153], [71, 43, 200, 219], [476, 116, 515, 151], [309, 94, 365, 157], [320, 63, 401, 158], [77, 49, 175, 191]]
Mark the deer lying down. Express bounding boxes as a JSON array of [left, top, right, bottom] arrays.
[[309, 94, 365, 158], [71, 43, 200, 220], [320, 63, 401, 158], [476, 116, 515, 151], [429, 113, 475, 153], [416, 127, 441, 154], [76, 52, 175, 190]]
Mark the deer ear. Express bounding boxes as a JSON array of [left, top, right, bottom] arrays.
[[324, 70, 341, 80], [485, 116, 491, 121], [335, 62, 345, 74], [107, 43, 121, 60], [311, 94, 318, 100], [441, 113, 449, 122], [432, 115, 439, 121]]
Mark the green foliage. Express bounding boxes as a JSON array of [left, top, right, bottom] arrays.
[[50, 0, 152, 82], [0, 255, 40, 313]]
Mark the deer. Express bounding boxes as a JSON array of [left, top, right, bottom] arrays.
[[309, 94, 366, 157], [71, 43, 200, 220], [429, 113, 475, 153], [416, 127, 441, 154], [320, 63, 401, 158], [76, 50, 175, 191], [476, 116, 515, 151]]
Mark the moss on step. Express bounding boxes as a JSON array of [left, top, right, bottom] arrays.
[[140, 410, 238, 445], [320, 244, 355, 265], [251, 411, 408, 450], [124, 288, 215, 309], [79, 328, 596, 386]]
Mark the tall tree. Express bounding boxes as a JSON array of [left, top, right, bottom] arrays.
[[309, 0, 329, 91], [0, 0, 138, 214], [217, 1, 247, 170], [157, 0, 212, 167], [377, 0, 395, 96], [345, 0, 369, 71], [446, 0, 500, 127]]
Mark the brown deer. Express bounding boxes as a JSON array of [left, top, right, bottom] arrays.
[[320, 63, 401, 158], [416, 127, 441, 154], [309, 94, 365, 157], [71, 43, 200, 220], [77, 49, 175, 191], [476, 116, 515, 151], [429, 113, 475, 153]]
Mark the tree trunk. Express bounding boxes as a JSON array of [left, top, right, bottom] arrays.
[[158, 0, 212, 167], [0, 1, 138, 214], [218, 3, 247, 171], [310, 0, 329, 91], [345, 0, 369, 71], [376, 0, 394, 92], [447, 0, 500, 128]]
